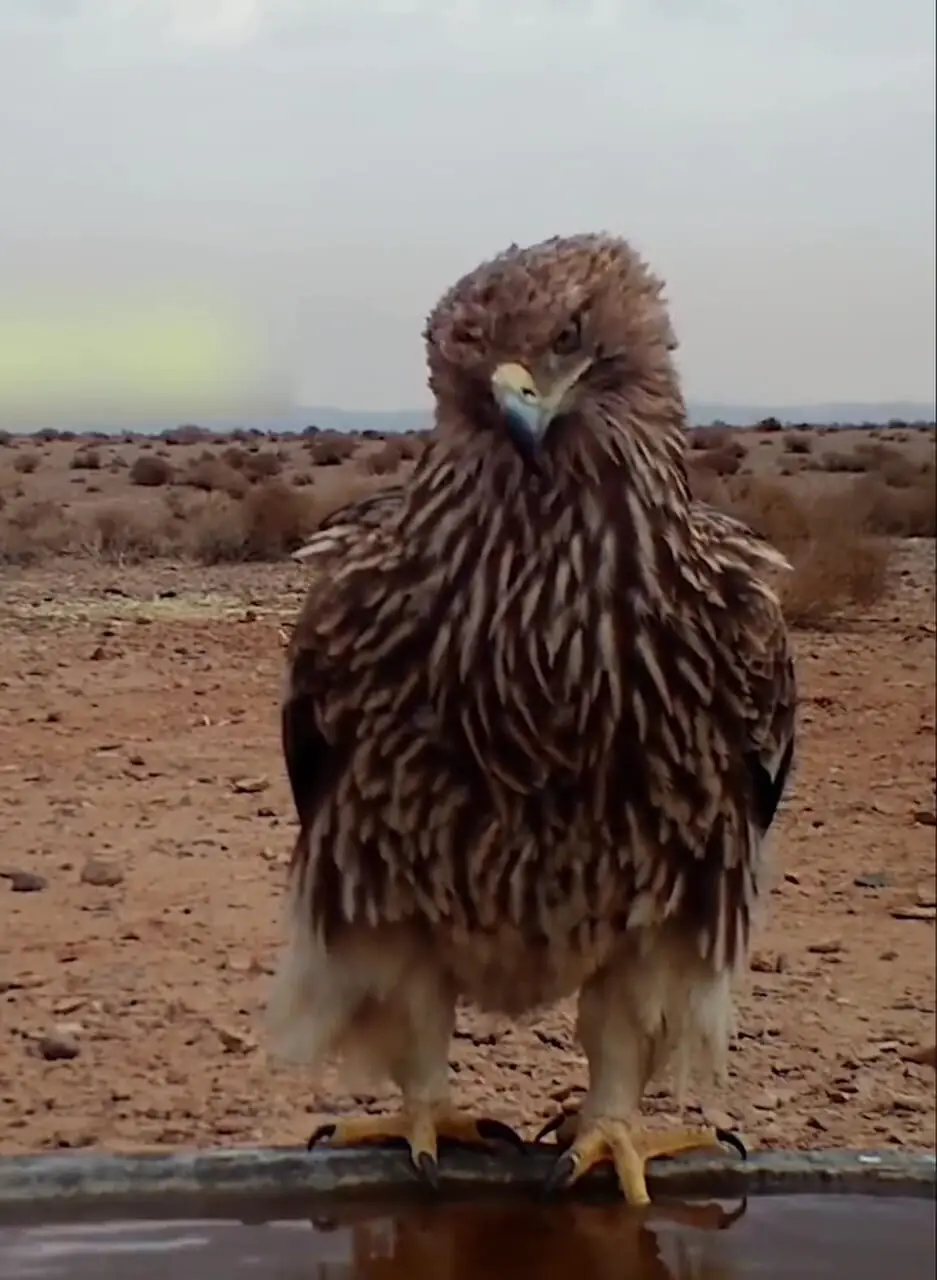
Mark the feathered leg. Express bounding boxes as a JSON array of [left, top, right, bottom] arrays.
[[268, 921, 523, 1186], [537, 934, 746, 1207], [306, 990, 524, 1185]]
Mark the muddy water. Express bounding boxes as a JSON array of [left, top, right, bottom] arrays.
[[0, 1194, 932, 1279]]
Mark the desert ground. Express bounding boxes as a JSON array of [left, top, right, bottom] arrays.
[[1, 420, 935, 1159]]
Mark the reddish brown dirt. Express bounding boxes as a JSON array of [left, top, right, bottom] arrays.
[[1, 554, 935, 1159]]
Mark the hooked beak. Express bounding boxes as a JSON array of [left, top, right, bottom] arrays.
[[490, 360, 589, 465]]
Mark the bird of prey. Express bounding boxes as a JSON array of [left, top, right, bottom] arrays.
[[267, 232, 797, 1206]]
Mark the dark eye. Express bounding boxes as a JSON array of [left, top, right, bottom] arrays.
[[551, 313, 582, 356]]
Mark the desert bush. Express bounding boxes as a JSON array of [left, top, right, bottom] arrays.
[[162, 424, 212, 445], [242, 449, 282, 481], [821, 450, 869, 474], [688, 447, 743, 477], [13, 451, 40, 474], [221, 445, 250, 471], [70, 447, 102, 471], [80, 504, 170, 562], [0, 499, 75, 564], [186, 480, 319, 563], [692, 476, 893, 626], [848, 472, 936, 538], [359, 439, 414, 475], [0, 430, 14, 447], [180, 457, 247, 496], [688, 426, 739, 452], [130, 455, 174, 487], [783, 434, 813, 454], [305, 432, 357, 466]]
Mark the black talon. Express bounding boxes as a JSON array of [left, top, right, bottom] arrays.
[[543, 1150, 577, 1196], [715, 1128, 748, 1161], [476, 1118, 528, 1154], [307, 1123, 336, 1150], [415, 1151, 440, 1190], [534, 1113, 566, 1145], [719, 1198, 749, 1229]]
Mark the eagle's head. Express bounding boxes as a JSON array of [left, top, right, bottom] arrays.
[[423, 233, 683, 478]]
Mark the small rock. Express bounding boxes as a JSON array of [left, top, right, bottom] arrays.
[[232, 777, 269, 795], [2, 870, 48, 893], [915, 886, 937, 909], [216, 1026, 257, 1055], [912, 809, 936, 827], [854, 871, 890, 889], [37, 1032, 80, 1062], [902, 1043, 936, 1069], [807, 938, 843, 955], [891, 906, 936, 922], [750, 950, 787, 974], [80, 859, 124, 888]]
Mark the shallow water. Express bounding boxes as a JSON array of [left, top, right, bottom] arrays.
[[0, 1194, 932, 1279]]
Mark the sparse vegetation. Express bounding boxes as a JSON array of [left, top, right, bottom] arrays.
[[129, 455, 174, 487], [0, 420, 933, 630]]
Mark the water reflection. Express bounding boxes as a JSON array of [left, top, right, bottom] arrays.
[[306, 1198, 746, 1280]]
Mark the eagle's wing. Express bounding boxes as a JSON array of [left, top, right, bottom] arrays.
[[290, 484, 405, 562]]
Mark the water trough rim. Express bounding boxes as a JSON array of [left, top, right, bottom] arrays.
[[0, 1145, 933, 1222]]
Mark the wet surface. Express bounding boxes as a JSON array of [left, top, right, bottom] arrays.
[[0, 1194, 933, 1279]]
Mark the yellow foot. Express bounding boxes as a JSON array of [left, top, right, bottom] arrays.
[[307, 1107, 525, 1188], [535, 1114, 746, 1207]]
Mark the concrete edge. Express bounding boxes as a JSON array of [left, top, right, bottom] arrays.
[[0, 1145, 934, 1220]]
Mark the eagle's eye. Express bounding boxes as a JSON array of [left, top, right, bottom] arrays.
[[551, 314, 583, 357]]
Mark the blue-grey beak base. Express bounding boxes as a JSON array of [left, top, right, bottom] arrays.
[[499, 390, 547, 467]]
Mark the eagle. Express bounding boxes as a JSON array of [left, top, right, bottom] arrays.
[[267, 232, 797, 1205]]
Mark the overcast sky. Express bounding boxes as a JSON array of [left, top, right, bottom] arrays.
[[0, 0, 934, 420]]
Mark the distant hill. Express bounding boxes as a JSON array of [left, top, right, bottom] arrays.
[[4, 401, 934, 436]]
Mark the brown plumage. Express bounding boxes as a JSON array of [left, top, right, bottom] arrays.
[[267, 232, 797, 1202]]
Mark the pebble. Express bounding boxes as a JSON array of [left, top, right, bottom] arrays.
[[36, 1032, 81, 1062], [215, 1026, 257, 1055], [854, 871, 890, 889], [80, 858, 124, 888], [2, 870, 48, 893], [232, 777, 269, 795], [807, 938, 843, 955], [891, 906, 936, 921]]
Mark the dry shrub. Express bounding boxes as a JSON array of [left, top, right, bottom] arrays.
[[130, 455, 174, 487], [821, 449, 869, 474], [186, 480, 320, 563], [847, 472, 936, 538], [783, 434, 813, 454], [180, 457, 247, 496], [70, 447, 102, 471], [13, 451, 40, 474], [305, 432, 357, 466], [716, 478, 891, 625], [80, 504, 169, 562], [242, 449, 282, 482], [0, 499, 74, 564], [688, 447, 743, 477], [688, 426, 741, 452], [359, 439, 412, 475], [0, 430, 13, 447], [221, 445, 250, 471], [162, 424, 212, 446]]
